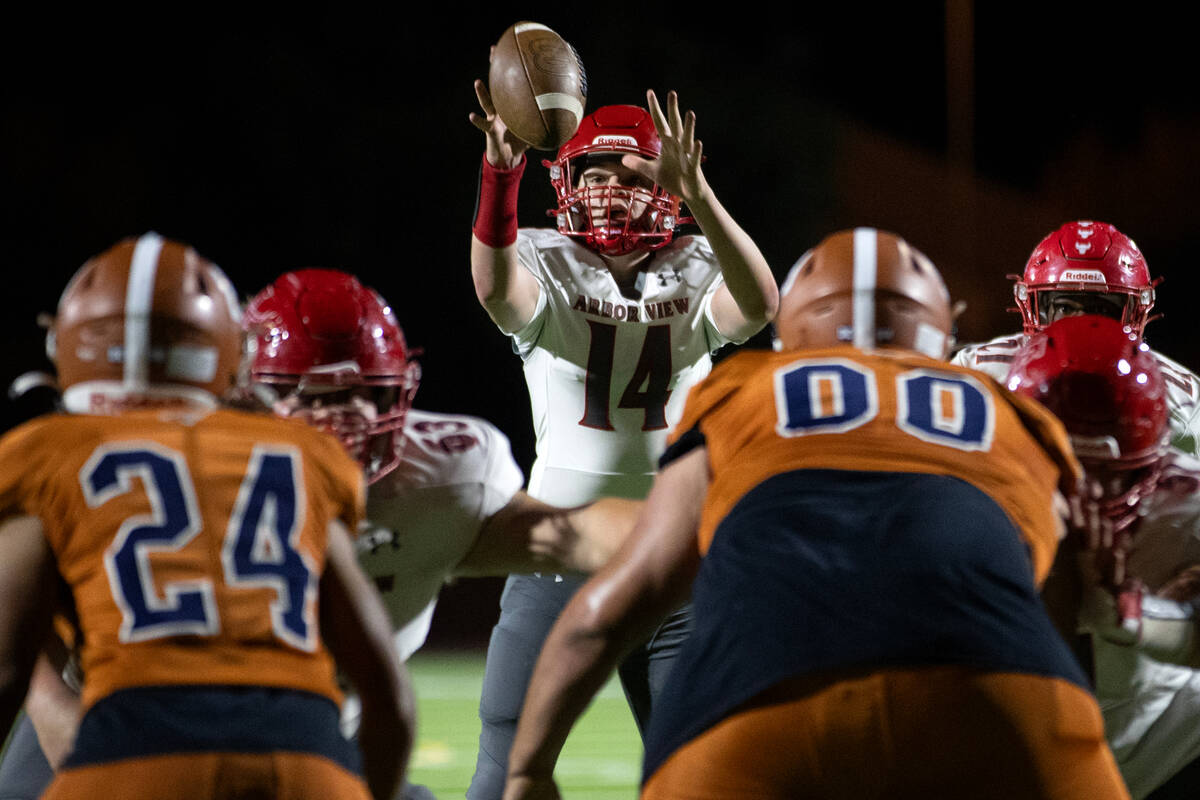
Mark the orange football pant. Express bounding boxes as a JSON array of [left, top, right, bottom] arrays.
[[41, 750, 372, 800], [642, 665, 1129, 800]]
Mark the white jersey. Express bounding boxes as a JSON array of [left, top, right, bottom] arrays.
[[510, 228, 736, 505], [1084, 455, 1200, 798], [356, 408, 524, 660], [953, 332, 1200, 456]]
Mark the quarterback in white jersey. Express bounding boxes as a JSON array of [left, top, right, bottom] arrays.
[[510, 227, 733, 505], [1009, 315, 1200, 798], [952, 220, 1200, 455], [468, 86, 778, 798]]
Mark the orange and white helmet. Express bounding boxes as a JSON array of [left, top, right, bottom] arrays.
[[774, 228, 953, 358], [49, 232, 243, 413]]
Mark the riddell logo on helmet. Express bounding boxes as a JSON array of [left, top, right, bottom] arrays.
[[1059, 270, 1107, 283], [592, 135, 638, 147]]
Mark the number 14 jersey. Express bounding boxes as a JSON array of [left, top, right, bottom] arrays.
[[511, 229, 738, 505]]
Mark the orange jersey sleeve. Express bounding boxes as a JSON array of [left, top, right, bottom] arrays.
[[671, 347, 1076, 583], [0, 407, 365, 710]]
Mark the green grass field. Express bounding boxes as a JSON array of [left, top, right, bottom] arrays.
[[408, 650, 642, 799]]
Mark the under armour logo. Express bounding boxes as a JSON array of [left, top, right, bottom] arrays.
[[1075, 242, 1093, 254], [1077, 228, 1095, 239]]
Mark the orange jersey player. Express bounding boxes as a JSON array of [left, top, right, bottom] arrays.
[[503, 228, 1130, 800], [0, 234, 412, 800]]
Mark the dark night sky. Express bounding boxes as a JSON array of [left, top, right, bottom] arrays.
[[3, 7, 1199, 469]]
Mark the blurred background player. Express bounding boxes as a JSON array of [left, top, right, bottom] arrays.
[[2, 267, 640, 800], [952, 220, 1200, 454], [468, 78, 778, 798], [1009, 315, 1200, 799], [0, 234, 413, 800], [503, 228, 1127, 800], [244, 269, 637, 661], [247, 268, 639, 800]]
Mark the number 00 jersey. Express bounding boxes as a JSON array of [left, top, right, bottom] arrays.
[[676, 346, 1080, 580], [0, 408, 365, 711], [641, 346, 1088, 780], [510, 228, 737, 505]]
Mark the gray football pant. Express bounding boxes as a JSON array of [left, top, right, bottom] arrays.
[[0, 714, 53, 800], [467, 572, 692, 799]]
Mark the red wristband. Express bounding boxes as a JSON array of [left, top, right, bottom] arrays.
[[472, 154, 526, 248]]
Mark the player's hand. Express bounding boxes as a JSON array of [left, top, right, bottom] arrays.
[[502, 774, 561, 800], [622, 89, 707, 205], [470, 70, 530, 169], [1065, 478, 1113, 553]]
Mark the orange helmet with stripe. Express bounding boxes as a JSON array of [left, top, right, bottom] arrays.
[[49, 233, 243, 413], [774, 228, 953, 358]]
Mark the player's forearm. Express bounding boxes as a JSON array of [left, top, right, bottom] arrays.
[[0, 515, 56, 737], [25, 652, 81, 769], [687, 183, 779, 337], [558, 498, 642, 572], [470, 237, 536, 333], [358, 684, 416, 800], [507, 600, 644, 784], [322, 522, 415, 799]]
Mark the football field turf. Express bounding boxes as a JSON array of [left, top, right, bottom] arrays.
[[408, 649, 642, 799]]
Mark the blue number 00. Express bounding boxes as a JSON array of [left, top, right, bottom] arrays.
[[82, 442, 317, 650], [774, 360, 993, 451]]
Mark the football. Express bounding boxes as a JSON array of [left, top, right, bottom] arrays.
[[488, 21, 587, 151]]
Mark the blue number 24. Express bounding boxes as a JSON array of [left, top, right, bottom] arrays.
[[82, 443, 318, 651]]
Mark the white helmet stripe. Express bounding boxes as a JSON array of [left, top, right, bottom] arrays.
[[852, 227, 877, 349], [124, 232, 165, 391]]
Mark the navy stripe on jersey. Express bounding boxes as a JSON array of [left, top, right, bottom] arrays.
[[659, 426, 706, 469], [64, 686, 361, 774], [641, 468, 1087, 782]]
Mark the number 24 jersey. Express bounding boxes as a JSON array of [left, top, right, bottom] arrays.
[[0, 407, 365, 711]]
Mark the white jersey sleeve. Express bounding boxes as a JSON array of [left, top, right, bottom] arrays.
[[949, 333, 1028, 383], [1151, 349, 1200, 457], [356, 409, 524, 658], [507, 228, 733, 505], [954, 332, 1200, 457]]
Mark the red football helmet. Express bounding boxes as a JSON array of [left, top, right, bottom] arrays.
[[1012, 220, 1158, 335], [1006, 315, 1169, 531], [543, 104, 690, 256], [244, 269, 420, 484], [49, 233, 243, 414], [773, 228, 953, 358]]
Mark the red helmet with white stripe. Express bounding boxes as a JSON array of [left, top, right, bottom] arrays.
[[244, 269, 419, 484], [1006, 315, 1169, 531], [774, 228, 953, 358], [1013, 221, 1158, 335], [543, 104, 688, 256], [50, 233, 243, 414]]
